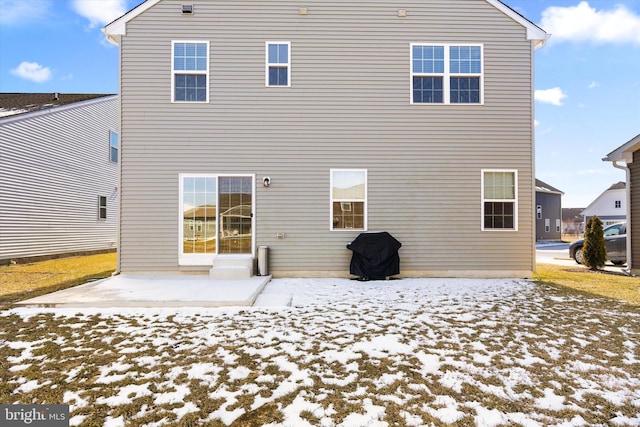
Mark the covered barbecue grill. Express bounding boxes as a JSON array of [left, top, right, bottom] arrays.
[[346, 231, 401, 280]]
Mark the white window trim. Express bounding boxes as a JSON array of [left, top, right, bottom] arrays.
[[171, 40, 210, 103], [556, 219, 561, 233], [179, 173, 256, 266], [545, 218, 550, 232], [330, 169, 367, 231], [481, 169, 518, 231], [98, 195, 107, 220], [265, 41, 291, 87], [410, 42, 484, 105], [109, 130, 118, 163]]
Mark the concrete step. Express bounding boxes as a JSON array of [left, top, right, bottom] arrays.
[[210, 255, 254, 279]]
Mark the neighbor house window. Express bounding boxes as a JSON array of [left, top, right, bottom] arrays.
[[266, 42, 290, 87], [545, 219, 550, 232], [536, 205, 542, 220], [615, 200, 621, 208], [556, 219, 561, 232], [98, 196, 107, 219], [411, 43, 482, 104], [331, 169, 367, 231], [109, 130, 118, 163], [482, 170, 517, 230], [172, 41, 209, 102]]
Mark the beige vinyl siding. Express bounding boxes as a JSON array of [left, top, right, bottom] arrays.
[[0, 97, 118, 262], [630, 151, 640, 274], [117, 0, 536, 276]]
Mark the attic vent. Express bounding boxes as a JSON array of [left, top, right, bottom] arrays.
[[181, 4, 193, 14]]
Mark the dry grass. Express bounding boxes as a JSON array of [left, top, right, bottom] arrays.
[[0, 253, 116, 307], [534, 263, 640, 306], [1, 279, 638, 426]]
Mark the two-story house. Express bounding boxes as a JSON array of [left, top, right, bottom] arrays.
[[581, 182, 627, 227], [0, 93, 118, 264], [535, 179, 563, 241], [104, 0, 547, 278]]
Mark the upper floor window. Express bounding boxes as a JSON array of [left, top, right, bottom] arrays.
[[109, 130, 118, 163], [411, 44, 483, 104], [482, 170, 517, 231], [172, 41, 209, 102], [331, 169, 367, 231], [266, 42, 290, 87], [615, 200, 622, 208]]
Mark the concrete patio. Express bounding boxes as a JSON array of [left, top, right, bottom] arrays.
[[14, 273, 272, 308]]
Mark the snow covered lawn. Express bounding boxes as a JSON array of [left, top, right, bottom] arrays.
[[1, 278, 639, 426]]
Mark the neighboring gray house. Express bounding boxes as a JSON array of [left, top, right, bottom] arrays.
[[535, 179, 563, 241], [0, 93, 118, 264], [581, 182, 627, 227], [603, 133, 640, 275], [104, 0, 547, 278]]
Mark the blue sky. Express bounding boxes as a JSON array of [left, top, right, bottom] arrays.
[[1, 0, 639, 208]]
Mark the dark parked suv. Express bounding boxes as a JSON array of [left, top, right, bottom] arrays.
[[569, 222, 626, 265]]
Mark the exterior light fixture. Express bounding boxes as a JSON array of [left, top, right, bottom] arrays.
[[182, 4, 193, 14]]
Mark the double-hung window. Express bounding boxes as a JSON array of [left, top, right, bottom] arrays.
[[98, 196, 107, 220], [331, 169, 367, 231], [172, 41, 209, 102], [266, 42, 290, 87], [411, 43, 483, 104], [482, 170, 517, 231], [109, 130, 118, 163]]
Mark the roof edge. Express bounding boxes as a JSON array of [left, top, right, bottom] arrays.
[[0, 94, 118, 124], [603, 133, 640, 163], [103, 0, 161, 45], [487, 0, 549, 49], [103, 0, 549, 48]]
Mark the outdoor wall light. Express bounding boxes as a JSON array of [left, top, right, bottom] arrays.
[[299, 7, 308, 15], [182, 4, 193, 14], [397, 9, 407, 17], [263, 177, 271, 187]]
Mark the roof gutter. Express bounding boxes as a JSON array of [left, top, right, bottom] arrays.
[[611, 160, 632, 274]]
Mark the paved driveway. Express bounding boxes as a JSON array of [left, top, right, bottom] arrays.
[[536, 242, 627, 273]]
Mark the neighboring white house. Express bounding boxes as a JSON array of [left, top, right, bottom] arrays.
[[0, 93, 119, 264], [581, 182, 627, 227]]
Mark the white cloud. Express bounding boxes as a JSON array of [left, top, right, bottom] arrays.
[[71, 0, 127, 28], [541, 1, 640, 45], [10, 61, 52, 83], [588, 81, 599, 89], [534, 119, 539, 127], [0, 0, 51, 26], [535, 87, 567, 106]]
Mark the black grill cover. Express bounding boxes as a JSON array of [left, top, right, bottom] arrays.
[[347, 232, 401, 280]]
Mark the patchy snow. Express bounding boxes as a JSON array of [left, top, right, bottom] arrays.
[[2, 277, 639, 425]]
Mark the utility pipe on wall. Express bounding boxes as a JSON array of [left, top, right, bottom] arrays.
[[612, 160, 632, 274]]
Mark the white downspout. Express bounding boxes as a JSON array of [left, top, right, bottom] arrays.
[[612, 160, 631, 274]]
